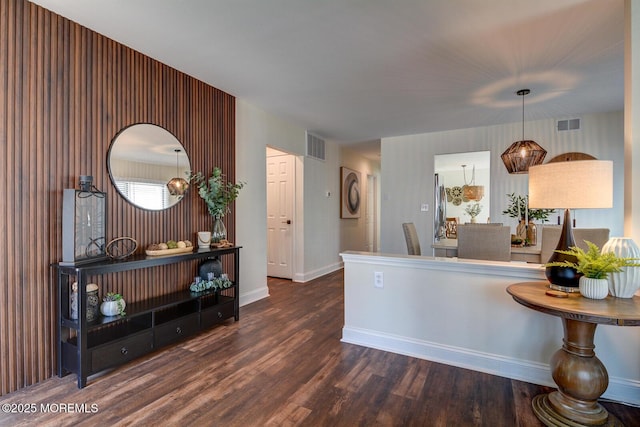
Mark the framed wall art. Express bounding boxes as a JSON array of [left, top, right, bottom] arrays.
[[341, 167, 361, 218]]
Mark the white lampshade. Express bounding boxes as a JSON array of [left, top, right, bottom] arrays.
[[528, 160, 613, 209]]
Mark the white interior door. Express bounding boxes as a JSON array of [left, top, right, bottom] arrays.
[[266, 152, 294, 278]]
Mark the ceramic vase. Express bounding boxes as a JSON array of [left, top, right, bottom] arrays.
[[199, 257, 223, 281], [579, 277, 609, 300], [601, 237, 640, 298], [70, 283, 99, 321], [526, 221, 537, 246], [100, 299, 126, 317]]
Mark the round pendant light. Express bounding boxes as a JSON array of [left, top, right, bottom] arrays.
[[167, 149, 189, 197]]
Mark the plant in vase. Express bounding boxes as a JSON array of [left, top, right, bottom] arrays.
[[546, 241, 640, 299], [101, 292, 126, 316], [502, 193, 554, 246], [190, 167, 245, 244], [464, 203, 482, 223]]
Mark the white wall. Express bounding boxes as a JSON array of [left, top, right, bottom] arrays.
[[341, 251, 640, 406], [299, 143, 342, 281], [339, 147, 381, 252], [236, 99, 378, 294], [381, 111, 625, 255]]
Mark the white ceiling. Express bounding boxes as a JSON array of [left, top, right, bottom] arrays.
[[30, 0, 624, 158]]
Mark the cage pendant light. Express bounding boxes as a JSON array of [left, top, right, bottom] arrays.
[[501, 89, 547, 174], [167, 149, 189, 197]]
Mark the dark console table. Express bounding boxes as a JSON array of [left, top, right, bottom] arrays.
[[53, 246, 240, 388]]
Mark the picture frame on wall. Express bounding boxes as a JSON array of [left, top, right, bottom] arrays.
[[341, 166, 361, 218]]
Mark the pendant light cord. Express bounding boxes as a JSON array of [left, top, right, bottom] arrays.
[[462, 165, 475, 186], [517, 88, 530, 142], [522, 91, 525, 142]]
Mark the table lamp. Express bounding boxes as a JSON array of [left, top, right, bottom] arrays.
[[528, 160, 613, 291]]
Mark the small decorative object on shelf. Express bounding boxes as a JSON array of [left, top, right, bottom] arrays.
[[545, 241, 640, 299], [145, 239, 193, 256], [212, 218, 227, 243], [190, 273, 233, 293], [62, 176, 107, 264], [190, 167, 245, 243], [198, 257, 223, 280], [100, 292, 126, 317], [106, 237, 138, 260], [197, 231, 211, 248], [211, 239, 234, 248], [70, 282, 99, 321]]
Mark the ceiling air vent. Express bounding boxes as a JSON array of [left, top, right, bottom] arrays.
[[306, 132, 325, 161], [557, 118, 581, 132]]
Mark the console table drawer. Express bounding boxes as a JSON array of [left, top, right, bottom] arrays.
[[90, 330, 153, 373], [154, 313, 199, 348], [201, 301, 235, 328]]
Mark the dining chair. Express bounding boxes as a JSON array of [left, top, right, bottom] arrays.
[[457, 224, 511, 261], [540, 226, 610, 264], [402, 223, 421, 255]]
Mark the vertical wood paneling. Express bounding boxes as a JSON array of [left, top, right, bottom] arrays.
[[0, 0, 236, 395]]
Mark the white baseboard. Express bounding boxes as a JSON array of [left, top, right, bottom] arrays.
[[341, 326, 640, 407], [293, 261, 343, 283], [239, 286, 269, 307]]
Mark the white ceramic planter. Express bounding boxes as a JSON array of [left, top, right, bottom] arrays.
[[601, 237, 640, 298], [579, 277, 609, 300], [100, 299, 126, 317]]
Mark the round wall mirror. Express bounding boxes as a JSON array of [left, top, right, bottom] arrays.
[[107, 123, 191, 210]]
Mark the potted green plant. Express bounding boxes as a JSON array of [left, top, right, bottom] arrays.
[[546, 241, 640, 299], [502, 193, 555, 222], [190, 167, 245, 243], [464, 203, 482, 223], [502, 193, 555, 246], [101, 292, 126, 316]]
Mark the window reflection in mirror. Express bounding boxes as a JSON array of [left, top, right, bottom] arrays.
[[107, 123, 191, 210], [434, 151, 491, 239]]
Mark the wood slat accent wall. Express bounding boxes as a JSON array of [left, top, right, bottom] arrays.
[[0, 0, 236, 395]]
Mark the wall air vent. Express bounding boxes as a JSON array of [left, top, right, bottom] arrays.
[[306, 132, 325, 161], [557, 118, 581, 132]]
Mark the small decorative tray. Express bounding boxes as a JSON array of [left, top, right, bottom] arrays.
[[211, 241, 234, 248], [145, 247, 194, 256], [211, 242, 233, 249]]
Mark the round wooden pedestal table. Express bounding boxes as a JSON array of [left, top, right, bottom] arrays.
[[506, 282, 640, 427]]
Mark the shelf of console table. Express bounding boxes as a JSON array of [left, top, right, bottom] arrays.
[[53, 246, 240, 388]]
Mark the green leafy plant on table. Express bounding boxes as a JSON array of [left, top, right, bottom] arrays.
[[502, 193, 555, 222], [102, 292, 126, 316], [464, 203, 482, 219], [189, 167, 245, 219], [546, 241, 640, 279]]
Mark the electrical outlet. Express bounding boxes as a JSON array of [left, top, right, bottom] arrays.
[[374, 271, 384, 288], [421, 203, 429, 212]]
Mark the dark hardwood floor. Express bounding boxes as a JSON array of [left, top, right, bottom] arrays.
[[1, 269, 639, 426]]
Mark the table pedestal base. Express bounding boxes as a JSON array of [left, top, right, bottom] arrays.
[[531, 319, 624, 426], [532, 394, 622, 427]]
